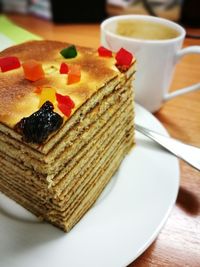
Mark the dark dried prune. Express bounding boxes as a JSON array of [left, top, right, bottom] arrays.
[[14, 101, 63, 144]]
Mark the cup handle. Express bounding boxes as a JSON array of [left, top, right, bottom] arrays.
[[164, 46, 200, 101]]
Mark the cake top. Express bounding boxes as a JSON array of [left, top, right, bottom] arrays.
[[0, 40, 134, 144]]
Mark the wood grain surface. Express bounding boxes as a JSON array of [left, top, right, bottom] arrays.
[[7, 14, 200, 267]]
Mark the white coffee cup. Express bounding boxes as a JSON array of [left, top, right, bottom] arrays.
[[101, 15, 200, 112]]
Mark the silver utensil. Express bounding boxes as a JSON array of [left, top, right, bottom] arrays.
[[135, 123, 200, 171]]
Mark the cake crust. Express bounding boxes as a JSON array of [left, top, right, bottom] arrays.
[[0, 40, 119, 127]]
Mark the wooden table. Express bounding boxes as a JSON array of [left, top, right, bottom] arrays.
[[7, 14, 200, 267]]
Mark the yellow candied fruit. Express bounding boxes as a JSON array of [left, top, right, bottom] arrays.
[[39, 87, 56, 107]]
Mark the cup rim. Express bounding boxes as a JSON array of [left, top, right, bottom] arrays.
[[101, 15, 186, 44]]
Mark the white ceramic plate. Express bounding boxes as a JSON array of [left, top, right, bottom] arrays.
[[0, 104, 179, 267]]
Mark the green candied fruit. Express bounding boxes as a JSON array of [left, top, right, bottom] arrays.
[[60, 45, 77, 58]]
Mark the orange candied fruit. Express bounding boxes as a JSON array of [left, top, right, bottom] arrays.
[[67, 64, 81, 85], [34, 86, 43, 94], [22, 59, 45, 82]]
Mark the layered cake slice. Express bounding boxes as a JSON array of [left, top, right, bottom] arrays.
[[0, 40, 136, 231]]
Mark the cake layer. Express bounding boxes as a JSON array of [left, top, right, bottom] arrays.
[[0, 99, 134, 209], [0, 76, 133, 163], [0, 135, 133, 232], [0, 85, 133, 177], [0, 103, 132, 193], [0, 153, 47, 185], [0, 177, 46, 217], [52, 114, 133, 201], [0, 124, 133, 219], [0, 110, 133, 209], [48, 126, 134, 218], [0, 175, 48, 213], [51, 97, 134, 191], [53, 137, 134, 232]]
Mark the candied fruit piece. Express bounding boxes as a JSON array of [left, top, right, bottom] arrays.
[[67, 64, 81, 84], [115, 64, 129, 72], [14, 101, 63, 144], [115, 48, 133, 67], [98, 46, 112, 57], [56, 93, 75, 117], [34, 86, 42, 94], [0, 56, 21, 72], [22, 59, 45, 82], [56, 93, 75, 109], [39, 87, 56, 107], [60, 62, 69, 74], [60, 45, 77, 59], [57, 103, 72, 117]]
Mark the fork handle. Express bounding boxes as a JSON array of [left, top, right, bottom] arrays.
[[135, 124, 200, 171]]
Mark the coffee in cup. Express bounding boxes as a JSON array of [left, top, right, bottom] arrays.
[[116, 20, 179, 40]]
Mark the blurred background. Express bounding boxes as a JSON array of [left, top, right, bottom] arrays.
[[0, 0, 199, 27]]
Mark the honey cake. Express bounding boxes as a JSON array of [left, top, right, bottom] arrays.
[[0, 40, 136, 231]]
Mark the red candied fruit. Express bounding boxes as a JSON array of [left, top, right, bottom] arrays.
[[57, 103, 72, 117], [115, 48, 133, 67], [56, 93, 75, 109], [98, 46, 112, 57], [0, 56, 21, 72], [56, 93, 75, 117], [60, 62, 69, 74]]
